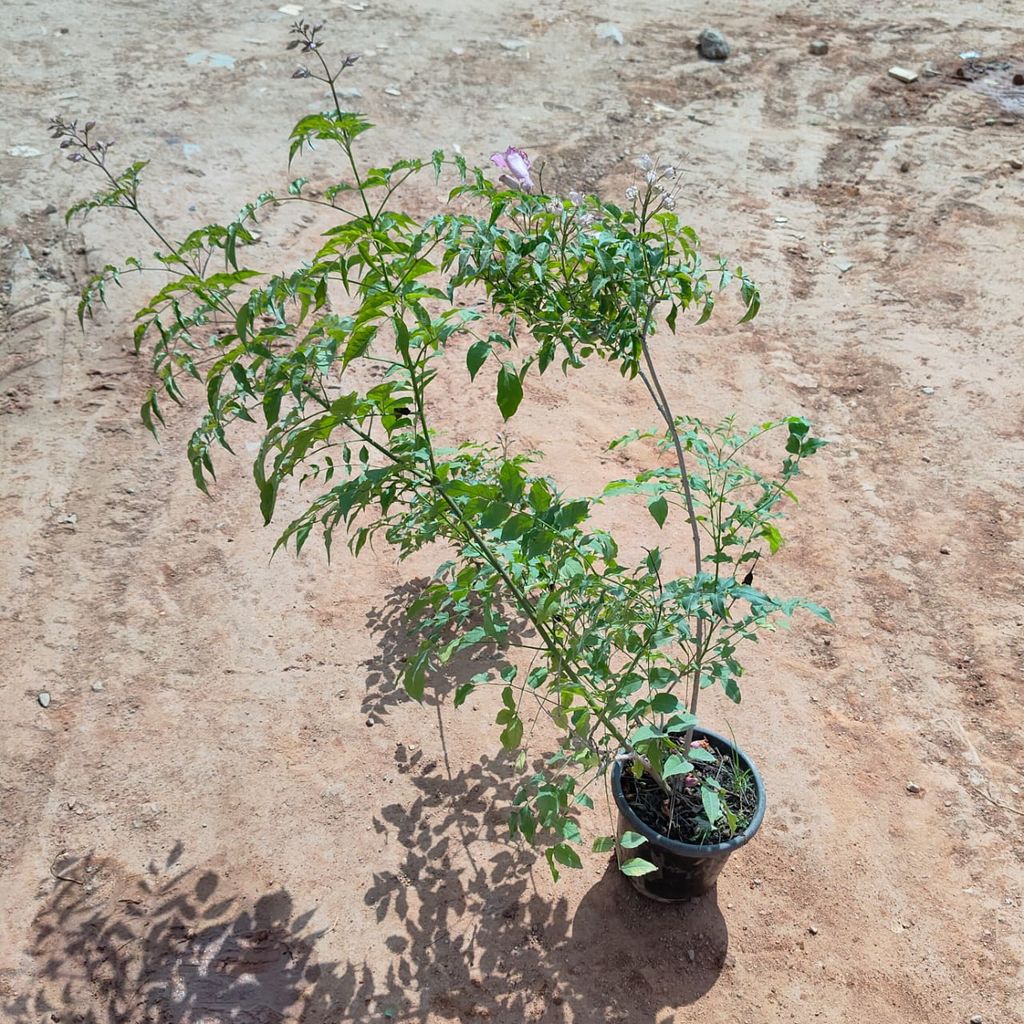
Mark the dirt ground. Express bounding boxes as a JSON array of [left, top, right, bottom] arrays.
[[2, 1, 1023, 1021]]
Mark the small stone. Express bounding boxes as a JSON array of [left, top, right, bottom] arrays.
[[1010, 159, 1023, 170], [383, 87, 401, 97], [596, 23, 625, 46], [44, 203, 58, 215], [687, 949, 696, 962], [984, 117, 996, 126], [906, 782, 922, 794], [921, 386, 935, 395], [888, 66, 918, 84], [808, 39, 829, 55], [91, 681, 104, 692], [278, 4, 303, 14], [900, 160, 911, 173], [337, 87, 363, 99], [7, 145, 42, 158], [499, 39, 528, 51], [697, 28, 730, 61], [808, 925, 819, 935], [834, 259, 854, 274], [970, 1016, 983, 1024], [939, 545, 951, 555], [366, 718, 374, 727], [38, 692, 51, 708]]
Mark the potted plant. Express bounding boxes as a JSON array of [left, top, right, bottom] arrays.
[[56, 21, 830, 901]]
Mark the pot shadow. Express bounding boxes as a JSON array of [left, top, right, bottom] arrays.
[[361, 578, 523, 724]]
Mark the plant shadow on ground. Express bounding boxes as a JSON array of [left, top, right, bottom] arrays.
[[361, 577, 523, 723], [6, 823, 727, 1024], [7, 585, 728, 1022]]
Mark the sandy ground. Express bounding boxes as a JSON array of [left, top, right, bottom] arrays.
[[2, 1, 1023, 1022]]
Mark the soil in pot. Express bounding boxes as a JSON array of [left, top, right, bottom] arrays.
[[619, 738, 758, 844]]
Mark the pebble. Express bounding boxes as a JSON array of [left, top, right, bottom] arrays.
[[91, 681, 104, 691], [337, 87, 363, 99], [834, 259, 854, 274], [7, 146, 42, 158], [906, 782, 922, 794], [808, 925, 819, 935], [970, 1016, 983, 1024], [596, 23, 625, 46], [499, 39, 528, 51], [808, 39, 829, 55], [697, 28, 730, 61], [888, 66, 918, 84], [278, 4, 303, 14], [687, 948, 696, 962], [900, 160, 911, 173], [921, 386, 935, 395], [384, 87, 401, 97], [1010, 159, 1023, 170], [38, 691, 51, 708], [939, 545, 951, 555]]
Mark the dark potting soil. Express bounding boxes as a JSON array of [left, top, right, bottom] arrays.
[[620, 744, 759, 845]]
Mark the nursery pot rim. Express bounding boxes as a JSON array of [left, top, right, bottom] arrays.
[[611, 726, 767, 857]]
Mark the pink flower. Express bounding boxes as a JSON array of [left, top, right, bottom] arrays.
[[490, 146, 534, 191]]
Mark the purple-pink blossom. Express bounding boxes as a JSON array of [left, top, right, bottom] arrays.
[[490, 146, 534, 191]]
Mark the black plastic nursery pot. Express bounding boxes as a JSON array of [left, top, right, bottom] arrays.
[[610, 727, 767, 902]]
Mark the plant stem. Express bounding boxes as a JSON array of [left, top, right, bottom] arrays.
[[637, 313, 704, 738]]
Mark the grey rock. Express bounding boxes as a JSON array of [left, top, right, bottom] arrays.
[[970, 1017, 983, 1024], [906, 782, 922, 794], [808, 39, 829, 55], [808, 925, 819, 935], [939, 545, 951, 555], [38, 691, 51, 708], [91, 681, 104, 692], [697, 28, 730, 61]]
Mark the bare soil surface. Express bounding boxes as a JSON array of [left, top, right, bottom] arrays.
[[2, 2, 1023, 1022]]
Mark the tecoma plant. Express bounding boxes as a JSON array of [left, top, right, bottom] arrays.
[[56, 20, 829, 884]]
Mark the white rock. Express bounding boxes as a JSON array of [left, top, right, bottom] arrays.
[[596, 23, 625, 46], [38, 692, 51, 708], [888, 66, 918, 83], [7, 146, 42, 158]]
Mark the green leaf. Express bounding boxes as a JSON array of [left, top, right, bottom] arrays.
[[761, 523, 783, 554], [662, 754, 694, 780], [592, 836, 615, 853], [620, 857, 658, 877], [466, 339, 491, 380], [552, 843, 582, 869], [619, 831, 647, 849], [701, 785, 723, 825], [687, 746, 717, 764], [454, 682, 476, 708], [496, 364, 523, 420], [647, 496, 668, 528], [649, 693, 681, 714]]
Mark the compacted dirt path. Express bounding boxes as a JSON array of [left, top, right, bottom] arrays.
[[2, 2, 1022, 1022]]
